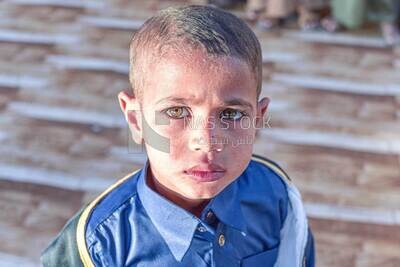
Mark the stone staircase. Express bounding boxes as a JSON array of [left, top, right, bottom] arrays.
[[0, 0, 399, 266]]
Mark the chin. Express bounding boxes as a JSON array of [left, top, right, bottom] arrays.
[[183, 184, 225, 200]]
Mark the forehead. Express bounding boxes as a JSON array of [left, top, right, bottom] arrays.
[[141, 49, 257, 106]]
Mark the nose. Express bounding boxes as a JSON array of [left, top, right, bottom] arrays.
[[188, 118, 225, 153]]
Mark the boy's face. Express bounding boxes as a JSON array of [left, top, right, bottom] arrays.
[[119, 49, 269, 201]]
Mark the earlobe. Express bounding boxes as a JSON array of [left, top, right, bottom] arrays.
[[260, 97, 269, 115], [256, 97, 270, 128]]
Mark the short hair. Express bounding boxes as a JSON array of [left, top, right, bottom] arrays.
[[129, 5, 262, 101]]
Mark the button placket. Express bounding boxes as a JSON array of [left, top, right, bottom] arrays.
[[206, 211, 214, 221]]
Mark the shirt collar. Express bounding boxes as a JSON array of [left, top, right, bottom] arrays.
[[137, 160, 200, 262]]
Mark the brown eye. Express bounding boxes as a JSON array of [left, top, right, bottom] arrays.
[[165, 107, 189, 119], [221, 109, 244, 120]]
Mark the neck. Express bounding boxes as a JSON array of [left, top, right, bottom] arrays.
[[146, 167, 209, 218]]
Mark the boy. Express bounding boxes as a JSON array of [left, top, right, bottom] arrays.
[[41, 5, 314, 267]]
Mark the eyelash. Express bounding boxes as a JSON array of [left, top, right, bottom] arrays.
[[161, 107, 248, 121], [162, 106, 191, 119], [220, 108, 248, 121]]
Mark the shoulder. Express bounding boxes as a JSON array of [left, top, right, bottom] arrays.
[[41, 168, 143, 267], [83, 170, 143, 265], [41, 206, 86, 267], [248, 155, 313, 266], [250, 154, 291, 184], [238, 154, 291, 224], [84, 169, 142, 237], [243, 154, 292, 195]]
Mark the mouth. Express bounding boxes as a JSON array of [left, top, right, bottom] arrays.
[[184, 164, 226, 182]]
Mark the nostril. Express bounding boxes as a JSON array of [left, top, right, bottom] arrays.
[[191, 135, 225, 153]]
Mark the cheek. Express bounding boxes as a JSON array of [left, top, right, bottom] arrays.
[[222, 123, 256, 148], [142, 112, 187, 159], [161, 123, 188, 160], [154, 117, 187, 137], [168, 138, 187, 160]]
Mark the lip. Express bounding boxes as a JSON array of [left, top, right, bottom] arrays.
[[184, 164, 226, 182]]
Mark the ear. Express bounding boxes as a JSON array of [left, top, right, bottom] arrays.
[[255, 97, 270, 129], [118, 90, 143, 144]]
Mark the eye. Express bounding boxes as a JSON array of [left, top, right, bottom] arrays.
[[220, 108, 246, 121], [164, 107, 190, 119]]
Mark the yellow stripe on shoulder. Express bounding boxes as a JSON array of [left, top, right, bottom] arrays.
[[251, 154, 292, 184], [76, 169, 141, 267]]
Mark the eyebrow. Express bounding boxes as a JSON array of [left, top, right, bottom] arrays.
[[156, 97, 254, 109]]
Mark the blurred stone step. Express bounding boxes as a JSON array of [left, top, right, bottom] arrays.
[[0, 252, 38, 267], [0, 43, 55, 63], [262, 81, 399, 128], [311, 223, 400, 267], [0, 141, 138, 183], [305, 202, 400, 226], [262, 50, 303, 64], [298, 180, 400, 211], [0, 179, 84, 260], [0, 132, 7, 142], [259, 128, 400, 155], [0, 29, 80, 45], [109, 146, 148, 164], [253, 142, 400, 209], [0, 4, 83, 32], [284, 30, 387, 48], [260, 41, 398, 81], [46, 55, 128, 74], [45, 51, 306, 72], [271, 73, 400, 96], [8, 101, 125, 128], [0, 163, 113, 192], [269, 58, 400, 84], [9, 0, 104, 9], [310, 218, 400, 244], [0, 74, 47, 89], [79, 15, 145, 31], [268, 112, 399, 137]]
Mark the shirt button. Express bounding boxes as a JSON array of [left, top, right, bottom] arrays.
[[206, 211, 216, 224], [197, 226, 207, 232], [218, 234, 225, 246], [206, 211, 214, 220]]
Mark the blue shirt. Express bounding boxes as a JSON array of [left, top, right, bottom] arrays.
[[85, 159, 291, 266]]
